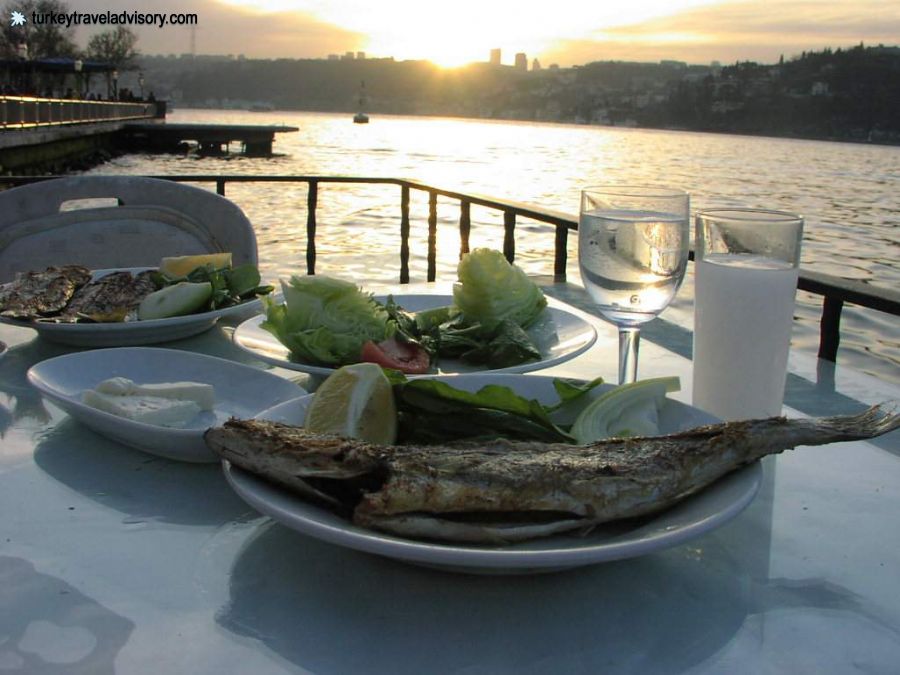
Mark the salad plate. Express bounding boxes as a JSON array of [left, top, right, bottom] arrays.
[[0, 267, 263, 347], [232, 294, 598, 376], [222, 374, 762, 574], [27, 347, 306, 462]]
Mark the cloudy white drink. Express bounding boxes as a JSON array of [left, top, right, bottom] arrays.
[[693, 252, 799, 420]]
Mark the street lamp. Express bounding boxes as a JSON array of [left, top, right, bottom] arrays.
[[111, 69, 118, 100], [138, 72, 145, 99]]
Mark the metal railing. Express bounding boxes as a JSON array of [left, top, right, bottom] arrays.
[[0, 96, 156, 129], [1, 173, 897, 363]]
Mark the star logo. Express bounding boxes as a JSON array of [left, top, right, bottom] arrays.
[[10, 10, 26, 26]]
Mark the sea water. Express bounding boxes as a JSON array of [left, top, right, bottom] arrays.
[[692, 253, 799, 420]]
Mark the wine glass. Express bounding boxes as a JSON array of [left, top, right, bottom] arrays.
[[578, 186, 690, 384]]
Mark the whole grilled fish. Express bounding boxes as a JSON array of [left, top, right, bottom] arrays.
[[0, 266, 92, 319], [205, 403, 899, 544]]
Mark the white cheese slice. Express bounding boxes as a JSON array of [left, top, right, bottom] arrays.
[[94, 377, 215, 410], [82, 390, 203, 427]]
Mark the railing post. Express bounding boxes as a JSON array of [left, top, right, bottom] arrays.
[[459, 199, 471, 258], [428, 190, 437, 282], [306, 180, 318, 275], [503, 210, 515, 263], [400, 184, 410, 284], [554, 223, 569, 281], [216, 178, 226, 196], [818, 296, 843, 362]]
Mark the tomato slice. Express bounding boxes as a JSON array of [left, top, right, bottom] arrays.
[[360, 337, 431, 374]]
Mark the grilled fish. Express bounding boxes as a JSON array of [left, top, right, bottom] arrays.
[[205, 402, 899, 544], [56, 270, 159, 323], [0, 266, 92, 319]]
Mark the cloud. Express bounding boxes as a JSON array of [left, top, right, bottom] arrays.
[[67, 0, 363, 57], [542, 0, 900, 65]]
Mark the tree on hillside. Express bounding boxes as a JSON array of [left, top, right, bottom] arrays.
[[0, 0, 78, 59]]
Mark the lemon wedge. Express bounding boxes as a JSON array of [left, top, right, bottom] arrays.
[[304, 363, 397, 444], [159, 253, 232, 278]]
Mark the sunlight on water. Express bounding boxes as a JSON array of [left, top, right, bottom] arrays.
[[85, 109, 900, 384]]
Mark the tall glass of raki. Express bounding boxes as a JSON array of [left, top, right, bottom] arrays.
[[578, 186, 690, 384], [692, 209, 804, 420]]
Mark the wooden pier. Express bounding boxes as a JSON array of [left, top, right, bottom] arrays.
[[0, 96, 298, 172], [121, 121, 298, 156]]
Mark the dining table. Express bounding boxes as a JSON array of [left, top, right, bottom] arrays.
[[1, 279, 898, 674]]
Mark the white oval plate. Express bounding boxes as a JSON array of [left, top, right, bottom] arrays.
[[232, 294, 598, 377], [222, 374, 761, 574], [0, 268, 264, 347], [27, 347, 305, 463]]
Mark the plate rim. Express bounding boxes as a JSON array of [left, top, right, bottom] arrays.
[[231, 293, 598, 377]]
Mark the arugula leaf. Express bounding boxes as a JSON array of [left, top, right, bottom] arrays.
[[547, 377, 605, 411], [226, 264, 262, 297], [458, 319, 541, 368], [172, 263, 273, 311], [394, 378, 576, 443]]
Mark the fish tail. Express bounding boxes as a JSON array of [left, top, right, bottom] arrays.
[[787, 400, 900, 446]]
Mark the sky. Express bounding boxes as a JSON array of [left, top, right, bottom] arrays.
[[58, 0, 900, 67]]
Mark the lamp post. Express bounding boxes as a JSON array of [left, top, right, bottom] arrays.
[[111, 69, 118, 100], [74, 59, 83, 99], [138, 73, 145, 100]]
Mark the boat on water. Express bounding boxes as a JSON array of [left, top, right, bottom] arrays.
[[354, 80, 369, 124]]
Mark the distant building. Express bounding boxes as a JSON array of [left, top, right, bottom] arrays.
[[532, 58, 541, 71], [660, 59, 687, 69], [549, 63, 559, 70], [328, 54, 339, 61], [490, 48, 501, 65], [514, 52, 527, 71], [342, 51, 355, 60], [356, 52, 366, 60]]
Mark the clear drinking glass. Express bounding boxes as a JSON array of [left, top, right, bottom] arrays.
[[578, 186, 690, 384], [692, 208, 804, 420]]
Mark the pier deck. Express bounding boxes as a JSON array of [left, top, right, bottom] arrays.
[[123, 122, 299, 155]]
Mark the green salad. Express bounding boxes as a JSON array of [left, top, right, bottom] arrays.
[[261, 248, 550, 373]]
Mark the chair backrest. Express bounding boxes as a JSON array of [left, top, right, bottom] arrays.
[[0, 176, 258, 282]]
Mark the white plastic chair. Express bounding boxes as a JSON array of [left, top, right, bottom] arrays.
[[0, 176, 258, 282]]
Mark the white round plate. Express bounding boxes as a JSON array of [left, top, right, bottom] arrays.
[[27, 347, 305, 462], [232, 294, 598, 377], [222, 374, 762, 574], [0, 268, 263, 347]]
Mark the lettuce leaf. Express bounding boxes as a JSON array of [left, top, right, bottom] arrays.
[[452, 249, 547, 332], [261, 275, 392, 365]]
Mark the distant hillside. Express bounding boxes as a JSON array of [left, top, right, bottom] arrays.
[[138, 45, 900, 144]]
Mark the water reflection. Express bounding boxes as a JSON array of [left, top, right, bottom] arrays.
[[0, 556, 134, 673]]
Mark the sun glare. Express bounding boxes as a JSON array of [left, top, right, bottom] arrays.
[[215, 0, 724, 64]]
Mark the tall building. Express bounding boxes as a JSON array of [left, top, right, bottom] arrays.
[[489, 48, 501, 65], [514, 52, 527, 71], [532, 58, 541, 71], [356, 52, 366, 60]]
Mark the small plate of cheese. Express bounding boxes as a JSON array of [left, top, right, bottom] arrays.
[[27, 347, 305, 462]]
